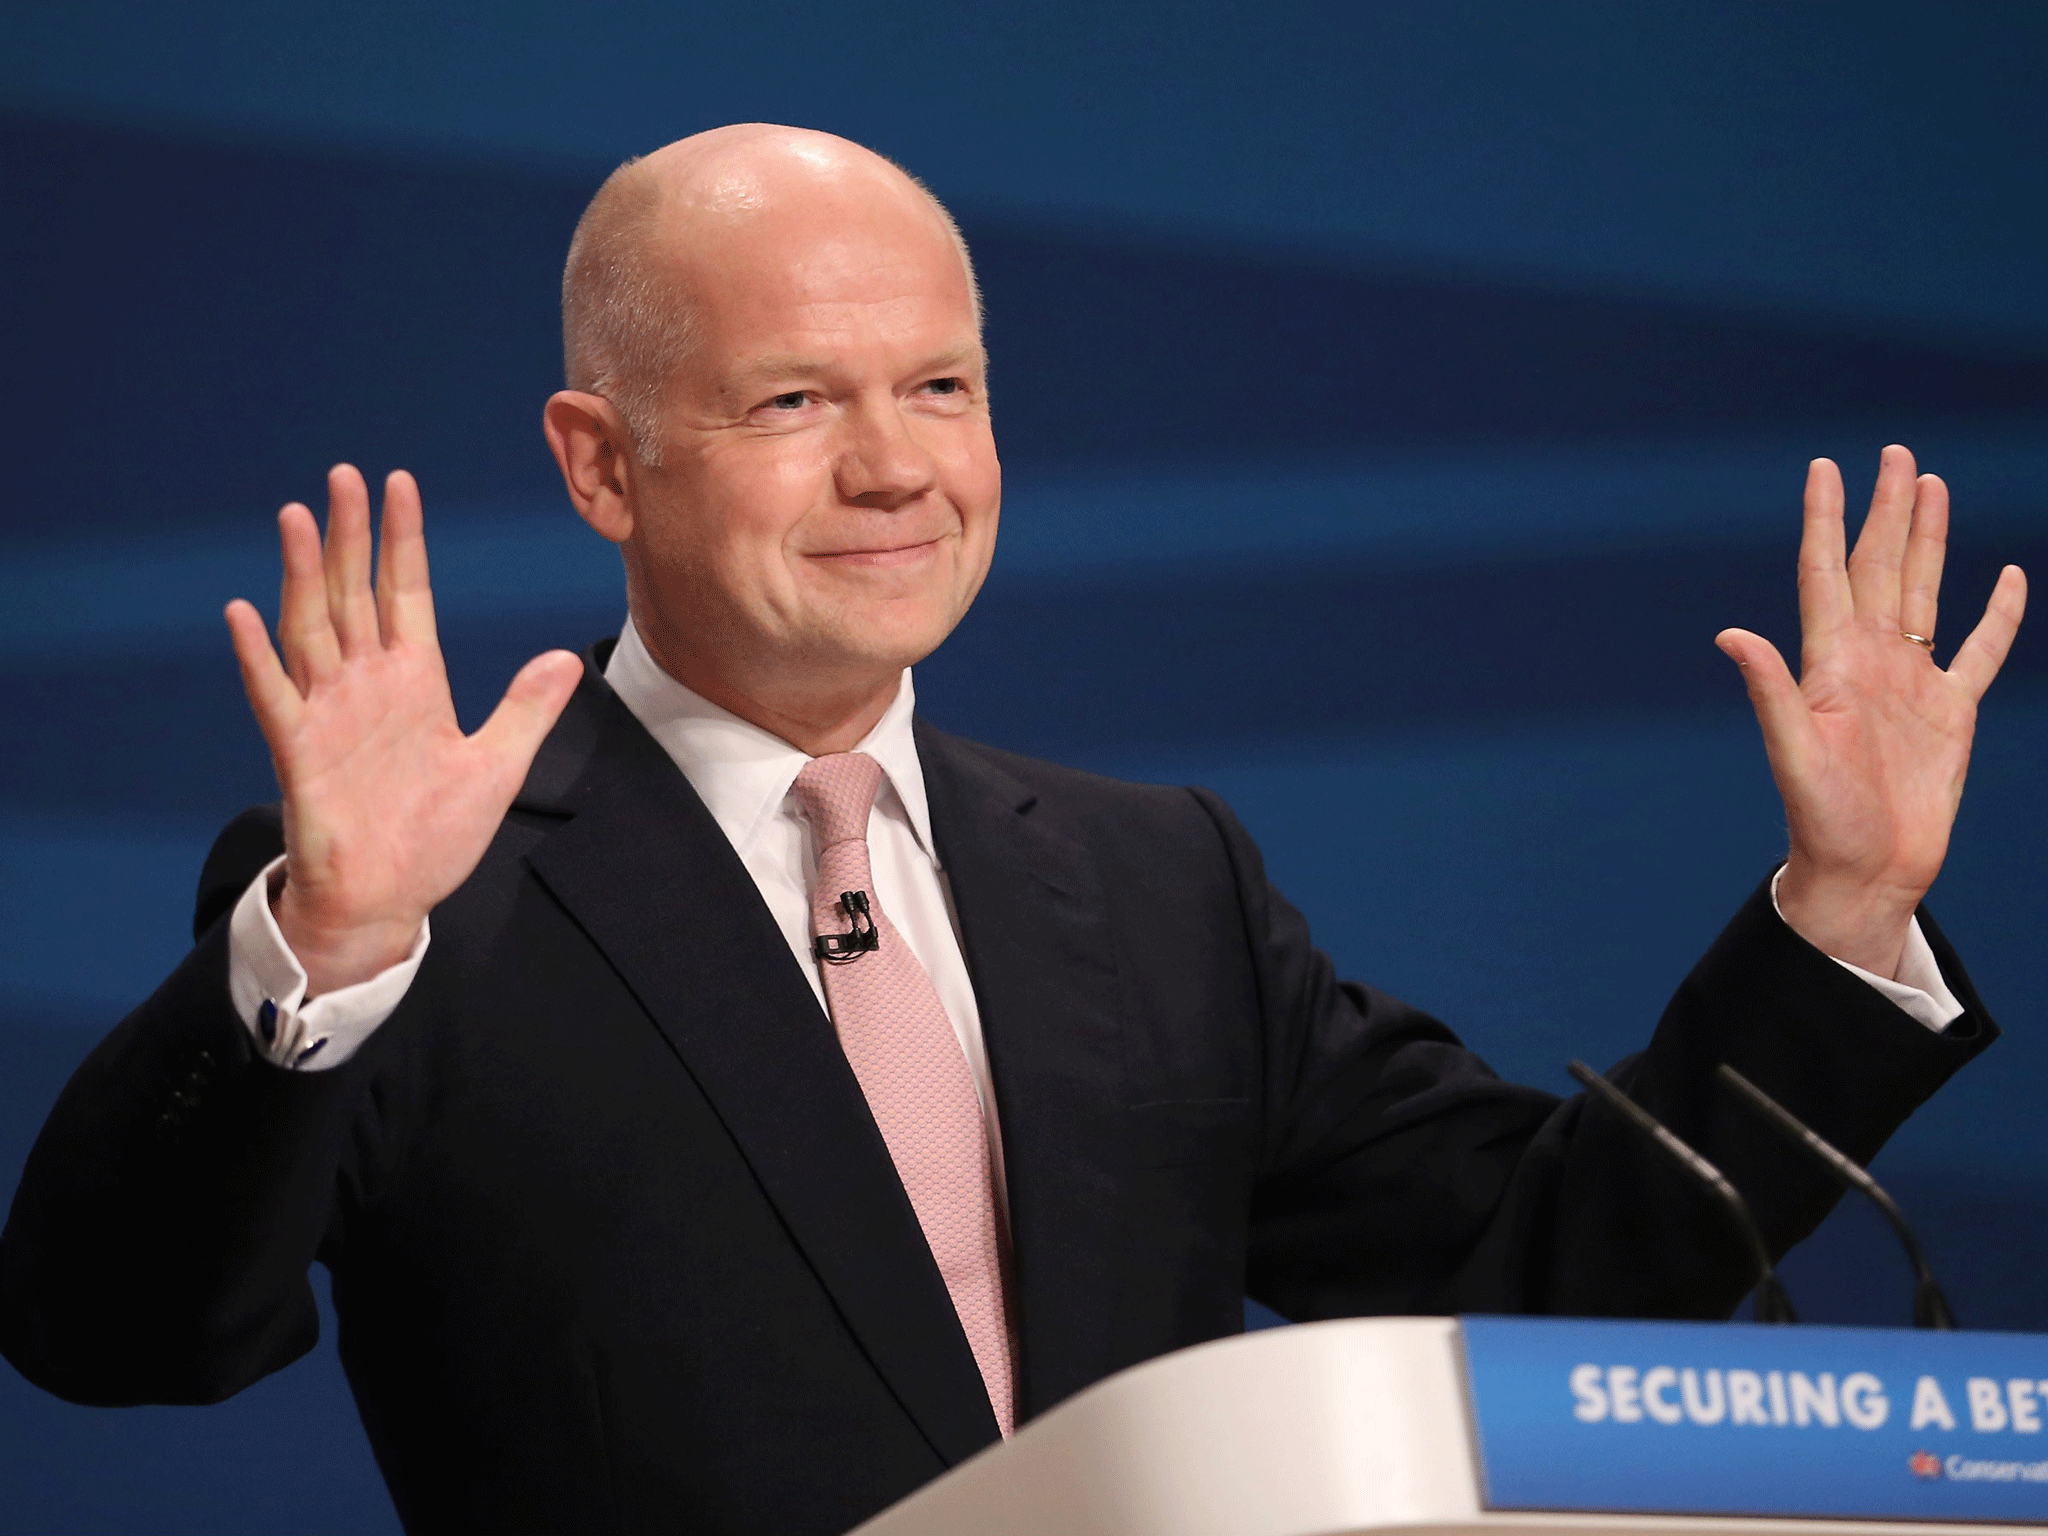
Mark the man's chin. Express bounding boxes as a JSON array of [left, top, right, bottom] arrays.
[[795, 615, 959, 685]]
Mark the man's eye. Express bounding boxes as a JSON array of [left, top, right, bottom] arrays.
[[924, 377, 962, 396], [767, 391, 808, 410]]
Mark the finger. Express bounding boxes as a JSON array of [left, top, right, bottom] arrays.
[[1796, 458, 1853, 662], [1948, 564, 2028, 701], [276, 501, 340, 691], [225, 598, 304, 747], [1717, 628, 1819, 782], [323, 463, 379, 655], [1898, 472, 1949, 644], [375, 469, 440, 649], [1845, 444, 1918, 627], [471, 651, 585, 791]]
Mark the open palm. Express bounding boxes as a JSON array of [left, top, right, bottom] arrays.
[[225, 466, 583, 994], [1716, 446, 2026, 975]]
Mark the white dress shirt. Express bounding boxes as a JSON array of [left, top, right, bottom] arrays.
[[224, 620, 1964, 1092]]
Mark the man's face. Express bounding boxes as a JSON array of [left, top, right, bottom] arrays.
[[622, 187, 999, 703]]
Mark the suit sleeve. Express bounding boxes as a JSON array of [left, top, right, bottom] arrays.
[[1190, 789, 2000, 1323], [0, 806, 369, 1405]]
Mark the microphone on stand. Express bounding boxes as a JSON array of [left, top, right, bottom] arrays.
[[1715, 1063, 1957, 1330], [1567, 1060, 1798, 1324]]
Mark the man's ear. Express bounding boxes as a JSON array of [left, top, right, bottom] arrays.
[[543, 391, 638, 543]]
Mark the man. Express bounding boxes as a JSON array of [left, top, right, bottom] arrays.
[[0, 124, 2027, 1535]]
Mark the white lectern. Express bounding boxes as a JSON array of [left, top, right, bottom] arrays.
[[851, 1318, 1999, 1536]]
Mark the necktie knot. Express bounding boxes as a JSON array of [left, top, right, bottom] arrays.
[[792, 751, 884, 850]]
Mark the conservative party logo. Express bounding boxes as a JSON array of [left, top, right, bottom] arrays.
[[1910, 1450, 1944, 1480]]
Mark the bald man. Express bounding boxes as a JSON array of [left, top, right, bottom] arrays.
[[0, 126, 2022, 1535]]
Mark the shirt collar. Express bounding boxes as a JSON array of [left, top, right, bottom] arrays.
[[601, 615, 937, 863]]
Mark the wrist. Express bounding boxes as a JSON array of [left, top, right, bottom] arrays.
[[272, 877, 425, 997], [1775, 854, 1922, 979]]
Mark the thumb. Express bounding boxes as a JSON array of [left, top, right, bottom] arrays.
[[1715, 627, 1813, 773], [474, 649, 584, 778]]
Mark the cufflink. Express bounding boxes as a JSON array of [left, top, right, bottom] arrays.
[[257, 998, 278, 1046], [294, 1037, 327, 1067]]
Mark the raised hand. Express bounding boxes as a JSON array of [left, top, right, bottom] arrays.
[[1715, 446, 2026, 978], [224, 466, 584, 995]]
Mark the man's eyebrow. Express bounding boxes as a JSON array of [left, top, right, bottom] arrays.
[[726, 355, 832, 387], [724, 345, 986, 390], [913, 344, 985, 373]]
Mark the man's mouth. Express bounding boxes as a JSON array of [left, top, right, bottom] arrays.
[[807, 536, 946, 569]]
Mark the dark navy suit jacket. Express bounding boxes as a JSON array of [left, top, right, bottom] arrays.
[[0, 645, 1997, 1534]]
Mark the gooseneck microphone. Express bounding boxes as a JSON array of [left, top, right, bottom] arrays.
[[1567, 1060, 1798, 1324], [1715, 1063, 1957, 1330]]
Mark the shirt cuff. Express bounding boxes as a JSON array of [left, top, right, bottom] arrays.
[[226, 856, 430, 1070], [1769, 866, 1964, 1033]]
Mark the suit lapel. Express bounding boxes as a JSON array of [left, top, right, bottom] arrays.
[[519, 661, 1000, 1465], [917, 721, 1128, 1421]]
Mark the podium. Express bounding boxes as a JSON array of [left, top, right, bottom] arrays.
[[852, 1318, 2014, 1535]]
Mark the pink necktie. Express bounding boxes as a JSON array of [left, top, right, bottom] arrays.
[[790, 752, 1016, 1436]]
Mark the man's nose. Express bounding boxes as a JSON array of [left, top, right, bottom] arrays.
[[835, 397, 939, 510]]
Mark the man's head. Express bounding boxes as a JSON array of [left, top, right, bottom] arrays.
[[544, 124, 999, 749]]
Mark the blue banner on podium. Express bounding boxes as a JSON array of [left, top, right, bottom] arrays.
[[1460, 1315, 2048, 1523]]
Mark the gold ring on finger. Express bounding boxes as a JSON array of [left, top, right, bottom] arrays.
[[1900, 631, 1936, 650]]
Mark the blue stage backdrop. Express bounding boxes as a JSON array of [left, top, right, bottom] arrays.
[[3, 4, 2045, 1530]]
